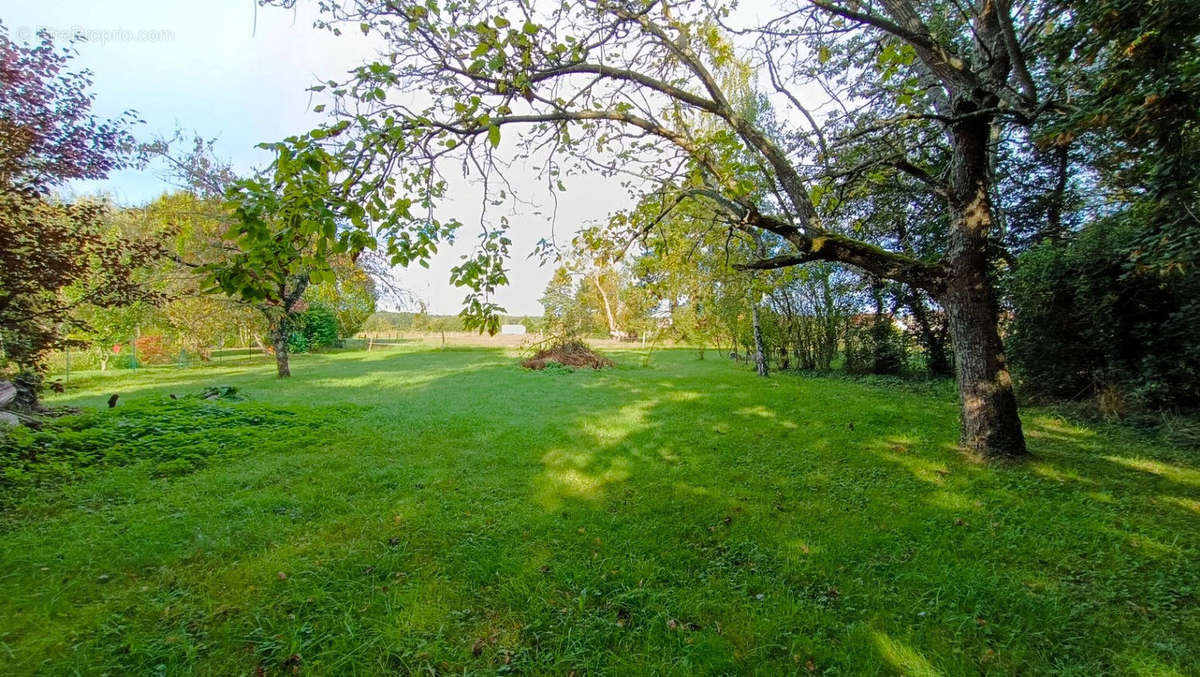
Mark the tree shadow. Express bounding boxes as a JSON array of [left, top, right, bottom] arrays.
[[8, 348, 1199, 674]]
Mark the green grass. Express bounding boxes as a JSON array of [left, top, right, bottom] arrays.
[[2, 346, 1197, 675]]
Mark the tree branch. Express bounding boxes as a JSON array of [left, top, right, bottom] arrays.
[[810, 0, 982, 95], [529, 63, 721, 114]]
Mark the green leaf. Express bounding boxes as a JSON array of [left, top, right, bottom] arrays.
[[487, 124, 501, 148]]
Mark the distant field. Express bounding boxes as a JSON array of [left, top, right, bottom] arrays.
[[2, 347, 1196, 674]]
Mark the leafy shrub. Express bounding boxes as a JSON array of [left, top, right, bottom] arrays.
[[137, 334, 171, 364], [870, 322, 907, 375], [1008, 217, 1200, 411], [286, 330, 310, 354], [844, 318, 907, 375], [538, 361, 575, 374], [287, 304, 341, 353], [108, 334, 172, 368]]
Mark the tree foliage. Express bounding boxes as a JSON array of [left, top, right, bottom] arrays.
[[0, 23, 159, 393], [1041, 0, 1200, 272], [304, 258, 377, 338], [1008, 217, 1200, 410]]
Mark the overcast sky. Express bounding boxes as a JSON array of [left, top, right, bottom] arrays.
[[8, 0, 635, 316]]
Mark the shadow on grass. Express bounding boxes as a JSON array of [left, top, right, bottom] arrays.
[[9, 348, 1199, 675], [280, 350, 1198, 673]]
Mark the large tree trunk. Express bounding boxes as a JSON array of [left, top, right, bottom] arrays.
[[942, 262, 1025, 459], [942, 107, 1027, 460], [261, 274, 308, 379]]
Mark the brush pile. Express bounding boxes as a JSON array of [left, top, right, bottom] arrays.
[[521, 340, 614, 370]]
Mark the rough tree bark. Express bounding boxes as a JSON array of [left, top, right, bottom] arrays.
[[940, 108, 1027, 459], [270, 316, 292, 379], [942, 272, 1024, 458], [261, 273, 309, 379]]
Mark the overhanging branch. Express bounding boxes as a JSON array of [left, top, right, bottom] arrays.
[[736, 254, 811, 270]]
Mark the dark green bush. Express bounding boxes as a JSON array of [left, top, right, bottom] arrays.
[[286, 330, 310, 354], [1008, 217, 1200, 411], [302, 304, 341, 349], [844, 319, 907, 375], [287, 304, 342, 353]]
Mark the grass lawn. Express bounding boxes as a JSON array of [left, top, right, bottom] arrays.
[[2, 346, 1197, 675]]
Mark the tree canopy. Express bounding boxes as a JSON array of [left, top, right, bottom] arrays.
[[0, 23, 158, 400]]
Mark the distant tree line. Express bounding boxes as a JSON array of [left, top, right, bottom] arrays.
[[362, 309, 543, 335]]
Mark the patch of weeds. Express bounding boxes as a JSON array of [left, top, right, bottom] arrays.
[[536, 361, 576, 375], [1036, 401, 1200, 453], [1160, 416, 1200, 450], [0, 393, 353, 494]]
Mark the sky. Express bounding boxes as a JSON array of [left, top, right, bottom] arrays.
[[7, 0, 631, 316]]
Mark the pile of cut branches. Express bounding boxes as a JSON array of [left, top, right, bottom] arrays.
[[521, 340, 614, 370]]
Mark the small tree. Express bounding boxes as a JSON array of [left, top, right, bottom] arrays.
[[212, 138, 367, 377], [75, 302, 153, 371], [410, 302, 432, 333], [285, 303, 341, 354], [430, 316, 455, 348]]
